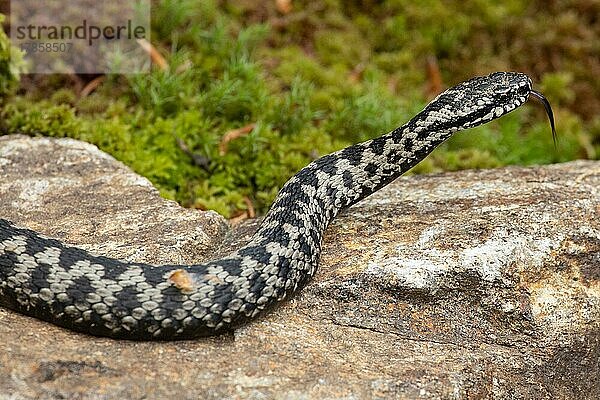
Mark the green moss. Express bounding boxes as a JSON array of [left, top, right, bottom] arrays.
[[1, 100, 82, 137], [266, 78, 318, 136], [76, 94, 112, 115], [128, 56, 198, 117], [540, 72, 575, 106], [1, 2, 598, 218], [50, 89, 77, 106], [0, 14, 28, 98], [198, 57, 269, 122], [314, 29, 370, 68]]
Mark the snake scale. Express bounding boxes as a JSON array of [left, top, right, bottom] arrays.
[[0, 72, 556, 340]]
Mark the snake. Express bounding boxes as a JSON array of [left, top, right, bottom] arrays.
[[0, 72, 556, 340]]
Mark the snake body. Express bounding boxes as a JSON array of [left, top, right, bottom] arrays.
[[0, 72, 555, 340]]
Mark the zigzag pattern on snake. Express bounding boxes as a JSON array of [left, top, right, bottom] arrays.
[[0, 72, 556, 340]]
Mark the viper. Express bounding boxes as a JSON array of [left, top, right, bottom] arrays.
[[0, 72, 556, 340]]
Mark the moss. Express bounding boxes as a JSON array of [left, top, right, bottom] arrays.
[[197, 57, 269, 122], [1, 2, 598, 218], [540, 72, 576, 107], [50, 89, 77, 106], [76, 94, 112, 115], [314, 29, 371, 68], [265, 78, 319, 136], [1, 100, 82, 137], [0, 14, 27, 99]]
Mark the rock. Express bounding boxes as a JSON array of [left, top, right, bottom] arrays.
[[0, 134, 599, 399], [0, 135, 229, 264]]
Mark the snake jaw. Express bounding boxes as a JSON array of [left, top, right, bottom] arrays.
[[529, 90, 558, 148]]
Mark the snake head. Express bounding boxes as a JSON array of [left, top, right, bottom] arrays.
[[417, 71, 557, 145]]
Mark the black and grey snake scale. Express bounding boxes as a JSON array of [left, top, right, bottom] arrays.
[[0, 72, 556, 340]]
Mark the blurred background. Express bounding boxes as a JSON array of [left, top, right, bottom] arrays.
[[1, 0, 598, 218]]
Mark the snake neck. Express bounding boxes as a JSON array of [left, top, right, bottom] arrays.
[[248, 120, 455, 267]]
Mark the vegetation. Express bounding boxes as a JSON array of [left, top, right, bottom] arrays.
[[0, 14, 26, 98], [1, 1, 598, 217]]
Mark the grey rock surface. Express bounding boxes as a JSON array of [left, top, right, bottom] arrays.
[[0, 135, 229, 264], [0, 134, 599, 399]]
